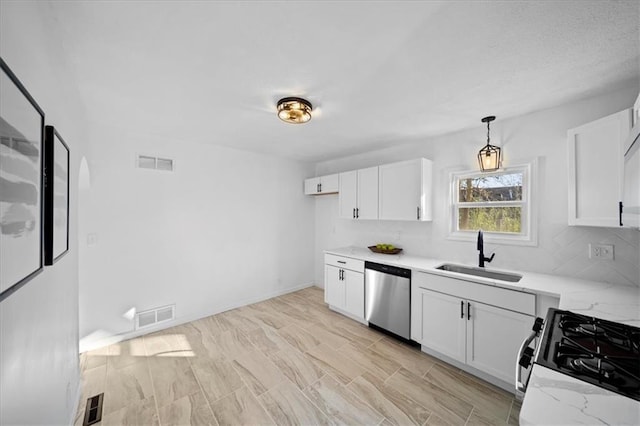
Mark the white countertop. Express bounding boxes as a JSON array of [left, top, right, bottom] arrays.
[[325, 246, 640, 426], [520, 365, 639, 426], [325, 246, 640, 326]]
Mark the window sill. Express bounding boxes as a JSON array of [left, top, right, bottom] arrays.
[[447, 231, 538, 247]]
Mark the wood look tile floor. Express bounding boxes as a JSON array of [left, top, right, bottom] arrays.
[[75, 287, 521, 426]]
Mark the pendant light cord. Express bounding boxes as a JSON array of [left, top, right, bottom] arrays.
[[486, 120, 491, 146]]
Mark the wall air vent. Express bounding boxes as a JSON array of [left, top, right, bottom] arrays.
[[135, 304, 175, 330], [137, 154, 174, 172]]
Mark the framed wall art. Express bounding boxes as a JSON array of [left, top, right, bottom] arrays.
[[0, 57, 45, 302], [44, 125, 70, 265]]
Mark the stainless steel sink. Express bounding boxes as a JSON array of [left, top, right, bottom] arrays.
[[435, 263, 522, 282]]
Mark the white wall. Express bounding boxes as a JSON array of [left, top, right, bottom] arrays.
[[0, 2, 89, 424], [314, 85, 640, 288], [79, 123, 316, 350]]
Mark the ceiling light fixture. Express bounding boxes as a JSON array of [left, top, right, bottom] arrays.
[[477, 115, 501, 172], [277, 97, 312, 124]]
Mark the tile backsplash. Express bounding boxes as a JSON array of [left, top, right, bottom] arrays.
[[314, 194, 639, 288]]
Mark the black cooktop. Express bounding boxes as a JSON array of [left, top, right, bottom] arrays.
[[535, 309, 640, 401]]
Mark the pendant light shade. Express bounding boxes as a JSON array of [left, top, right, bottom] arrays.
[[277, 97, 312, 124], [477, 116, 501, 172]]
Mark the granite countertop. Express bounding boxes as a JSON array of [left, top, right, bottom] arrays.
[[325, 246, 640, 425], [325, 246, 640, 326]]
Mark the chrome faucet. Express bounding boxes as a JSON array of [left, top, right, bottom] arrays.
[[477, 230, 495, 268]]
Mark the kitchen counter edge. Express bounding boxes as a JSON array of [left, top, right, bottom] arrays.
[[324, 246, 640, 326]]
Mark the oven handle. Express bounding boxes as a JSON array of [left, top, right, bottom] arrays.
[[515, 330, 537, 399]]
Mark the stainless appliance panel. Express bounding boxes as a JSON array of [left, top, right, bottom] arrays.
[[365, 266, 411, 339]]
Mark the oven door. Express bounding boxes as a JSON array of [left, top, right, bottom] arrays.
[[515, 317, 544, 400]]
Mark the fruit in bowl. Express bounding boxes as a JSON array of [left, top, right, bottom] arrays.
[[374, 243, 396, 251]]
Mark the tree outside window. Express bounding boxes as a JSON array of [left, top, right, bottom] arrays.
[[457, 172, 523, 233]]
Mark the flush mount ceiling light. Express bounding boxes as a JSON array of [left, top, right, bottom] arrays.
[[277, 97, 312, 124], [477, 115, 502, 172]]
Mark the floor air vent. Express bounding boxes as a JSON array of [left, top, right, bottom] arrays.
[[135, 304, 175, 330], [83, 393, 104, 426]]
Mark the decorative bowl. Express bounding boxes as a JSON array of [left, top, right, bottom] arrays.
[[368, 245, 403, 255]]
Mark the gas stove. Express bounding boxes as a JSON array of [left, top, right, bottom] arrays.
[[534, 309, 640, 401]]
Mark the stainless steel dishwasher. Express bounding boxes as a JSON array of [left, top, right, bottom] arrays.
[[364, 261, 411, 340]]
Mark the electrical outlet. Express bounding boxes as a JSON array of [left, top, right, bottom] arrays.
[[589, 243, 614, 260]]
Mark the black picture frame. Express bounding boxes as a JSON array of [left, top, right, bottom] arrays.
[[0, 57, 45, 302], [44, 125, 70, 265]]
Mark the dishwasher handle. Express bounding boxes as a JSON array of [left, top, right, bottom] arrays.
[[364, 261, 411, 278]]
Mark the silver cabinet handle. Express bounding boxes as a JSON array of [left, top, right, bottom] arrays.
[[353, 208, 356, 218], [417, 206, 420, 220], [337, 260, 346, 264], [356, 208, 359, 218], [460, 301, 464, 319], [515, 331, 537, 399], [319, 182, 322, 192], [317, 183, 320, 192], [467, 302, 471, 320]]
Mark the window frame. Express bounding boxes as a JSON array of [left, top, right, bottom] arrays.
[[448, 160, 537, 246]]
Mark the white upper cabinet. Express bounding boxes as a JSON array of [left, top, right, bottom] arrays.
[[339, 167, 379, 219], [304, 173, 339, 195], [338, 170, 357, 218], [357, 167, 379, 219], [567, 109, 631, 227], [378, 158, 433, 221], [622, 123, 640, 228]]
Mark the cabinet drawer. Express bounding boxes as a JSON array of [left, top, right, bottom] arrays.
[[325, 254, 364, 273], [415, 271, 535, 316]]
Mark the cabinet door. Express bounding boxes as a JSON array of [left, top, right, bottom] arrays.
[[325, 265, 344, 309], [622, 130, 640, 228], [304, 177, 321, 195], [379, 159, 421, 220], [339, 170, 358, 219], [344, 270, 364, 319], [420, 288, 466, 364], [321, 173, 339, 193], [567, 109, 631, 227], [466, 301, 533, 384], [357, 166, 379, 219]]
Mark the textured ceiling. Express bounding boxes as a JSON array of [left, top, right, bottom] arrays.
[[47, 0, 639, 162]]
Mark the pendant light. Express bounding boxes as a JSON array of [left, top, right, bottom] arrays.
[[477, 115, 501, 172], [277, 97, 313, 124]]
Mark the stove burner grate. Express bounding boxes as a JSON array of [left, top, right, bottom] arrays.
[[540, 310, 640, 401]]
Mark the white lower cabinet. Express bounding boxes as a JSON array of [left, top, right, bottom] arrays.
[[414, 272, 535, 385], [324, 255, 365, 320], [419, 288, 466, 363], [325, 265, 344, 308], [466, 301, 533, 384]]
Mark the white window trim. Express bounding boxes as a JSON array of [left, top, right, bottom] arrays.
[[447, 159, 538, 247]]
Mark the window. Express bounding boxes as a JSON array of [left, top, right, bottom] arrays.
[[449, 162, 536, 245]]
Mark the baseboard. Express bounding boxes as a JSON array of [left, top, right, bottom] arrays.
[[79, 282, 315, 353], [68, 375, 82, 426], [420, 345, 514, 394], [327, 305, 367, 325]]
